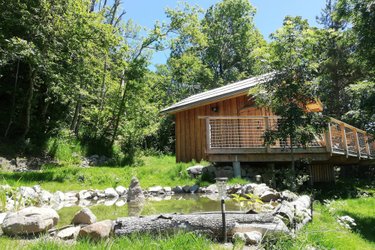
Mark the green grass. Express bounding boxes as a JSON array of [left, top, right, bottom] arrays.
[[0, 232, 224, 250], [0, 156, 207, 192]]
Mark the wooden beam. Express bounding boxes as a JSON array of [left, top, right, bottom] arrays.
[[365, 134, 371, 158], [264, 116, 270, 153], [205, 117, 210, 153], [326, 123, 333, 156], [353, 129, 361, 159]]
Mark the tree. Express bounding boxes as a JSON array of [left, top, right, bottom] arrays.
[[250, 17, 327, 189]]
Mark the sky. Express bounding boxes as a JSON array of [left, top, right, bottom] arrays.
[[121, 0, 327, 66]]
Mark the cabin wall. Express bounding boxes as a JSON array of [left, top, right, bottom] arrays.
[[175, 95, 273, 162]]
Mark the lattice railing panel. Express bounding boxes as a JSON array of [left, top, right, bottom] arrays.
[[330, 123, 345, 153], [345, 127, 357, 155], [357, 132, 367, 156]]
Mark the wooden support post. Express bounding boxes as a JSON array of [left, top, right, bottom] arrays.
[[205, 117, 211, 153], [233, 161, 241, 178], [326, 123, 333, 155], [353, 129, 361, 158], [340, 123, 348, 157]]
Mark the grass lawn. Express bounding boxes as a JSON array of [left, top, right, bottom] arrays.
[[0, 156, 205, 192]]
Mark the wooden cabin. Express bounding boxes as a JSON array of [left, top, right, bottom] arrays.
[[161, 73, 375, 182]]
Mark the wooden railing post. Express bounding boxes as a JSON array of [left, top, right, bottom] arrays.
[[353, 129, 361, 158], [326, 123, 333, 155], [340, 123, 348, 157]]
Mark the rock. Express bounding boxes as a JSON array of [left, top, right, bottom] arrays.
[[96, 190, 106, 198], [1, 207, 59, 235], [227, 184, 242, 194], [186, 165, 203, 178], [182, 185, 191, 193], [244, 231, 262, 245], [274, 201, 294, 226], [232, 232, 246, 243], [65, 192, 79, 202], [78, 220, 113, 240], [233, 220, 289, 236], [72, 208, 97, 225], [189, 184, 199, 193], [115, 186, 127, 196], [33, 185, 42, 193], [19, 186, 38, 200], [115, 200, 126, 207], [205, 184, 218, 193], [57, 226, 81, 240], [39, 190, 53, 203], [104, 198, 118, 206], [52, 191, 65, 203], [240, 183, 257, 194], [127, 177, 145, 203], [78, 190, 94, 200], [0, 212, 6, 225], [252, 184, 270, 197], [104, 188, 119, 198], [172, 186, 183, 193], [148, 186, 163, 193], [292, 195, 311, 211], [281, 190, 298, 201], [163, 187, 172, 193], [260, 190, 280, 202]]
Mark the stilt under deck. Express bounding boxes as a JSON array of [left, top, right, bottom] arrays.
[[203, 116, 375, 165]]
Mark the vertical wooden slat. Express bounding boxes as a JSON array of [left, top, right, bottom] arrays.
[[353, 129, 361, 158], [180, 111, 186, 162], [205, 117, 210, 154], [195, 108, 202, 162], [365, 134, 371, 158], [340, 123, 348, 157]]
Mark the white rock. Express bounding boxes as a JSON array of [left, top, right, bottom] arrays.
[[104, 198, 117, 206], [104, 188, 119, 198], [260, 190, 280, 202], [0, 212, 7, 225], [57, 226, 81, 240], [115, 200, 126, 207], [115, 186, 127, 196], [33, 185, 42, 193], [148, 186, 163, 193], [163, 187, 172, 193], [78, 220, 113, 240], [78, 190, 93, 200], [1, 207, 59, 235], [244, 231, 262, 245], [232, 232, 246, 243], [52, 191, 65, 203], [18, 186, 38, 200], [39, 190, 53, 203]]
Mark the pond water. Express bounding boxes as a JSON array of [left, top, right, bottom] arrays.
[[56, 194, 245, 227]]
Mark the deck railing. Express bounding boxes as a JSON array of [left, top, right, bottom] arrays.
[[204, 116, 374, 159]]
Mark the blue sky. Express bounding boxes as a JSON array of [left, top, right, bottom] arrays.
[[121, 0, 327, 66]]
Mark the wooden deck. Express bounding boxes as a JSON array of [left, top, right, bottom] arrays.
[[203, 116, 375, 164]]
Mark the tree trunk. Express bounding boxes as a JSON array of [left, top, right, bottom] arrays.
[[21, 64, 35, 140], [290, 136, 296, 191], [114, 213, 274, 238], [110, 73, 127, 146], [4, 60, 20, 138], [70, 98, 82, 136]]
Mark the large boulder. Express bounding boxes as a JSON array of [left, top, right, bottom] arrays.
[[18, 186, 38, 200], [244, 231, 262, 245], [127, 177, 145, 203], [72, 208, 97, 225], [1, 207, 59, 235], [78, 220, 113, 240], [260, 190, 280, 202], [186, 165, 203, 178]]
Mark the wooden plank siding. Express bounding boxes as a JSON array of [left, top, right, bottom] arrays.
[[311, 164, 335, 183], [175, 94, 273, 162]]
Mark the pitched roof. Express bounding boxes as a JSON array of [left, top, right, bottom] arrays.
[[161, 72, 275, 114]]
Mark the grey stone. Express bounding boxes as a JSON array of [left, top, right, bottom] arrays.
[[33, 185, 42, 193], [252, 184, 270, 197], [19, 186, 38, 200], [233, 221, 289, 236], [57, 226, 80, 240], [115, 186, 127, 196], [72, 208, 97, 225], [260, 190, 280, 202], [148, 186, 163, 193], [39, 190, 53, 203], [172, 186, 183, 193], [281, 190, 298, 201], [232, 232, 246, 243], [104, 188, 119, 198], [52, 191, 65, 203], [205, 184, 218, 193], [78, 190, 94, 200], [244, 231, 262, 245], [0, 212, 7, 225], [115, 200, 126, 207], [186, 165, 203, 178], [78, 220, 113, 240], [127, 177, 145, 203], [189, 184, 199, 193], [182, 185, 191, 193], [1, 207, 59, 235], [163, 187, 172, 193]]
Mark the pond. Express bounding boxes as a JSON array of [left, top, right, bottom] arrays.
[[56, 194, 245, 227]]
